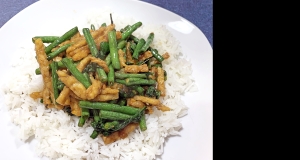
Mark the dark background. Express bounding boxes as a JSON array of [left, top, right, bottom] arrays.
[[0, 0, 213, 47]]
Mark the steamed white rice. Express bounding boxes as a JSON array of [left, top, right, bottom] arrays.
[[0, 9, 197, 160]]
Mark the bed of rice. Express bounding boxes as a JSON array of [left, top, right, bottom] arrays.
[[0, 9, 197, 160]]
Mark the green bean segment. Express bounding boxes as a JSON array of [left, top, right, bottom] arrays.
[[32, 36, 59, 43], [83, 28, 98, 57], [79, 101, 140, 115], [108, 30, 121, 70], [61, 58, 91, 88], [45, 26, 78, 54]]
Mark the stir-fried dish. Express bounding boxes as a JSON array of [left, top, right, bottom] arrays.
[[30, 15, 171, 144]]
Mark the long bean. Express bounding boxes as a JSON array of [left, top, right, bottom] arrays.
[[32, 36, 59, 43], [105, 54, 111, 65], [45, 26, 78, 54], [116, 78, 156, 86], [115, 72, 147, 79], [121, 22, 142, 40], [99, 110, 133, 120], [104, 121, 119, 130], [139, 111, 147, 131], [96, 68, 108, 83], [140, 32, 154, 52], [92, 109, 100, 123], [98, 41, 109, 60], [117, 40, 126, 49], [132, 38, 145, 59], [50, 61, 59, 102], [130, 85, 145, 95], [78, 108, 89, 127], [82, 28, 98, 57], [150, 48, 164, 62], [90, 130, 99, 139], [47, 43, 72, 60], [79, 101, 140, 115], [108, 30, 121, 70], [61, 58, 91, 88], [107, 64, 114, 86], [35, 60, 71, 75]]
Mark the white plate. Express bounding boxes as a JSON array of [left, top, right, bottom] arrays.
[[0, 0, 212, 159]]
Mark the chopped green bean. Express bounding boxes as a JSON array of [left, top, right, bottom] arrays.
[[92, 109, 100, 123], [117, 40, 126, 49], [50, 61, 59, 103], [132, 38, 145, 59], [96, 68, 108, 83], [82, 28, 98, 57], [116, 78, 156, 86], [115, 72, 147, 79], [105, 54, 111, 65], [98, 41, 109, 60], [90, 130, 99, 139], [45, 26, 78, 54], [108, 30, 121, 70], [104, 121, 119, 130], [139, 111, 147, 131], [99, 110, 133, 120], [61, 58, 91, 88], [150, 48, 164, 62], [32, 36, 59, 43], [79, 101, 140, 115], [140, 32, 154, 52], [78, 108, 89, 127], [107, 64, 115, 86], [121, 22, 142, 40], [47, 43, 72, 60]]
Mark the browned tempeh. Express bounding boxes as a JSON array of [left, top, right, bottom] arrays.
[[138, 51, 153, 61], [100, 88, 119, 94], [70, 97, 81, 116], [125, 42, 135, 64], [118, 49, 127, 68], [162, 52, 170, 59], [124, 64, 149, 73], [57, 70, 87, 100], [157, 67, 166, 97], [34, 38, 53, 105], [133, 95, 160, 106], [102, 123, 138, 145], [29, 91, 42, 99], [86, 76, 102, 100], [75, 55, 109, 73], [66, 27, 106, 54], [56, 86, 71, 105], [92, 93, 119, 102], [157, 104, 171, 112], [89, 57, 109, 73], [127, 98, 145, 108], [70, 45, 90, 61]]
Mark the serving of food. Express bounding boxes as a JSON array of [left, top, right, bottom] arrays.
[[0, 6, 203, 159]]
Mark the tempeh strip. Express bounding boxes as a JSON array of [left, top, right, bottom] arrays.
[[70, 97, 82, 116], [34, 38, 53, 104], [133, 95, 160, 106], [124, 64, 149, 73], [56, 86, 71, 105], [118, 49, 127, 68], [157, 67, 166, 97], [57, 70, 87, 100], [86, 76, 102, 100]]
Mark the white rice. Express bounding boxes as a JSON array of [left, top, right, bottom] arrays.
[[0, 9, 197, 160]]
